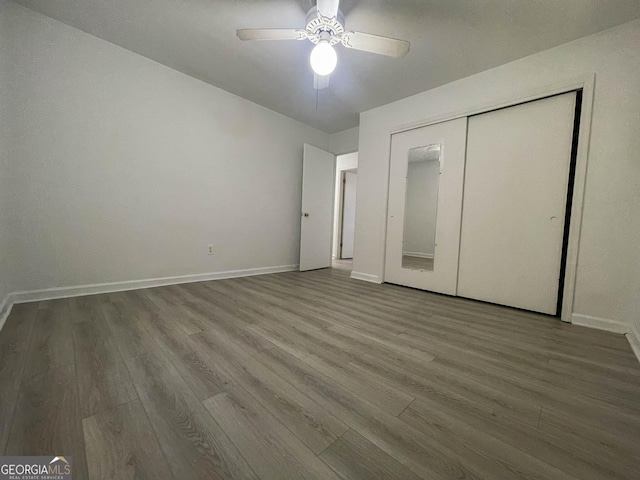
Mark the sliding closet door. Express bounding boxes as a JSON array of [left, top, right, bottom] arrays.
[[385, 117, 467, 295], [457, 93, 577, 314]]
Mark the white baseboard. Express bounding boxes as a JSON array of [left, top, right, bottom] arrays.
[[0, 294, 14, 334], [350, 271, 382, 284], [10, 264, 299, 305], [402, 252, 434, 259], [571, 313, 629, 334], [626, 323, 640, 364]]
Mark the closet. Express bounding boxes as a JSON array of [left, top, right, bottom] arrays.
[[384, 91, 579, 315]]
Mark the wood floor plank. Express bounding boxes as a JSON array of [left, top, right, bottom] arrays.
[[101, 301, 158, 359], [407, 389, 639, 480], [244, 343, 504, 479], [0, 303, 37, 352], [547, 355, 640, 386], [431, 352, 640, 435], [537, 407, 640, 477], [240, 275, 411, 335], [73, 319, 138, 418], [0, 306, 38, 454], [134, 288, 206, 335], [200, 278, 339, 331], [136, 308, 235, 400], [320, 428, 422, 480], [192, 328, 349, 455], [68, 294, 107, 324], [548, 353, 640, 381], [247, 322, 415, 416], [202, 385, 342, 480], [441, 337, 640, 413], [23, 303, 75, 377], [82, 399, 174, 480], [328, 323, 440, 364], [125, 348, 258, 480], [178, 294, 276, 353], [349, 351, 541, 428], [238, 306, 365, 367], [401, 399, 584, 480], [0, 346, 27, 453], [5, 364, 89, 479]]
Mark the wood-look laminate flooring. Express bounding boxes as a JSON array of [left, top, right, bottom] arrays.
[[331, 258, 353, 271], [1, 267, 639, 480]]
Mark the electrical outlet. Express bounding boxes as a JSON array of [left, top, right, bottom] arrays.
[[207, 244, 214, 255]]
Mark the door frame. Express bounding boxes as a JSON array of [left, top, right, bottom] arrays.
[[337, 168, 357, 259], [382, 74, 595, 322], [332, 152, 358, 260]]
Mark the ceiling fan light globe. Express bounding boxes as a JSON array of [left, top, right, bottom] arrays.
[[310, 42, 337, 76]]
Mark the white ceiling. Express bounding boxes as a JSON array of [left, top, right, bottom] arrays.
[[11, 0, 640, 133]]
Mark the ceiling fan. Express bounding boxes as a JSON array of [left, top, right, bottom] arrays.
[[237, 0, 410, 88]]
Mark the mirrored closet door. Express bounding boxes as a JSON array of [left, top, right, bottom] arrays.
[[384, 117, 467, 295], [384, 92, 579, 316]]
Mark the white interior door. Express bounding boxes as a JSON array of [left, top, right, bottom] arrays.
[[458, 93, 577, 314], [300, 144, 335, 271], [384, 117, 467, 295], [340, 171, 357, 259]]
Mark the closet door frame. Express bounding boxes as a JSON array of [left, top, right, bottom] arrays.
[[382, 74, 595, 322]]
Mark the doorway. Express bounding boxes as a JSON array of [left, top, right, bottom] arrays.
[[339, 170, 357, 259], [332, 152, 358, 269], [300, 146, 359, 273]]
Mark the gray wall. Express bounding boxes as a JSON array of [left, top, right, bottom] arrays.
[[329, 127, 359, 156], [0, 1, 329, 295], [0, 8, 16, 309]]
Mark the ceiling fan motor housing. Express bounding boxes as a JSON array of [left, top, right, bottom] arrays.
[[305, 6, 345, 45]]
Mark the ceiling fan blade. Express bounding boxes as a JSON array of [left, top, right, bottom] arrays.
[[341, 31, 410, 58], [316, 0, 340, 19], [236, 28, 307, 41]]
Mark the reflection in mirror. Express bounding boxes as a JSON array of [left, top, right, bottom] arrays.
[[402, 144, 441, 271]]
